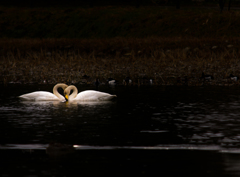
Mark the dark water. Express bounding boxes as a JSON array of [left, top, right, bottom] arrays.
[[1, 84, 240, 176]]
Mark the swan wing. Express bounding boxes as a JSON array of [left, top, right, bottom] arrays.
[[19, 91, 64, 101], [73, 90, 116, 101]]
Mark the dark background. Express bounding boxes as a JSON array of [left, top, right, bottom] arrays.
[[1, 0, 167, 7], [0, 0, 235, 8]]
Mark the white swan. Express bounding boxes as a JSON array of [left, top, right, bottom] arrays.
[[64, 85, 117, 101], [19, 83, 68, 101]]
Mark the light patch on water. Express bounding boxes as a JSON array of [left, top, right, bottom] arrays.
[[140, 130, 168, 133], [152, 113, 162, 116], [2, 143, 240, 153], [0, 144, 47, 150]]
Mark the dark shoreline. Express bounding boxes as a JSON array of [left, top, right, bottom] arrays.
[[1, 37, 240, 86]]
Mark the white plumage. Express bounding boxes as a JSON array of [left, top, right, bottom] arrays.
[[64, 85, 117, 101], [19, 83, 68, 101]]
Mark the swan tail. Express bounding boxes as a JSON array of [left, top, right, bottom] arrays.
[[98, 95, 117, 101], [19, 94, 35, 101], [19, 96, 28, 100]]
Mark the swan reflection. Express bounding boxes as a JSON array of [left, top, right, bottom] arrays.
[[20, 100, 64, 107], [20, 100, 115, 111], [65, 100, 115, 106], [46, 143, 75, 157]]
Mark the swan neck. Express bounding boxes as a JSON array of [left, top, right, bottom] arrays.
[[68, 85, 78, 100], [53, 83, 68, 100]]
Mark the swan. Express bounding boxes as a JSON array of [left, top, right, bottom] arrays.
[[64, 85, 117, 101], [107, 78, 117, 86], [201, 72, 214, 81], [123, 77, 132, 85], [19, 83, 68, 101], [229, 74, 238, 81]]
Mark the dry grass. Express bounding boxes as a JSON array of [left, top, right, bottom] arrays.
[[1, 37, 240, 86]]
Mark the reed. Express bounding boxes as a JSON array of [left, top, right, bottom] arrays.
[[1, 37, 240, 86]]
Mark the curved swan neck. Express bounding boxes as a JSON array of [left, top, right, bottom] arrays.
[[65, 85, 78, 100], [53, 83, 68, 99]]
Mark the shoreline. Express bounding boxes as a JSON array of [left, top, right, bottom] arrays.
[[1, 37, 240, 86]]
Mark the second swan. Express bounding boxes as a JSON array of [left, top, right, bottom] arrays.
[[64, 85, 117, 101]]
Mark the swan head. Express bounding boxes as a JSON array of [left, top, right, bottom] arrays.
[[65, 94, 69, 101], [64, 90, 69, 101], [64, 85, 77, 101]]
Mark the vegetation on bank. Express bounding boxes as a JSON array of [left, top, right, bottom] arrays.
[[1, 37, 240, 86], [1, 6, 240, 38], [1, 6, 240, 86]]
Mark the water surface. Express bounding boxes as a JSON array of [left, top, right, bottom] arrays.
[[1, 84, 240, 176]]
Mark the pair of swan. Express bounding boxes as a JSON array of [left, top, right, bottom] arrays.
[[19, 83, 117, 101]]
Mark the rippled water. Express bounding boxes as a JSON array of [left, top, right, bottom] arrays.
[[1, 84, 240, 176]]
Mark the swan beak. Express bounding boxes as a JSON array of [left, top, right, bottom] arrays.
[[65, 94, 69, 101]]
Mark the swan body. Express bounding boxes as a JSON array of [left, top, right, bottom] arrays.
[[107, 78, 117, 86], [64, 85, 117, 101], [19, 83, 68, 101], [229, 74, 238, 81], [201, 72, 214, 80]]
